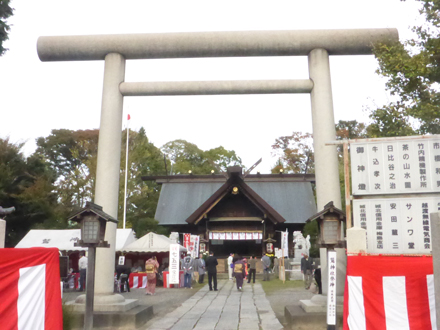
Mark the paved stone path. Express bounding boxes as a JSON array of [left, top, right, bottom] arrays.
[[146, 280, 284, 330]]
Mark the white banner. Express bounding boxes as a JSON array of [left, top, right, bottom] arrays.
[[327, 251, 337, 326], [239, 232, 246, 240], [353, 196, 440, 254], [226, 232, 232, 240], [282, 230, 289, 257], [169, 244, 180, 284], [351, 136, 440, 195], [190, 235, 199, 258]]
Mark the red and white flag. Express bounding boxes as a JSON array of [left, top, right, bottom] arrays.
[[344, 255, 436, 330], [0, 248, 63, 330]]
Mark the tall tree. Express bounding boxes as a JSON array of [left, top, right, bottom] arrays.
[[370, 0, 440, 136], [270, 132, 314, 174], [36, 129, 99, 213], [0, 0, 13, 56], [335, 120, 368, 140], [0, 138, 60, 246], [119, 127, 167, 237]]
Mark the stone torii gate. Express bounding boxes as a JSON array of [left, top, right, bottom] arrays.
[[37, 28, 398, 302]]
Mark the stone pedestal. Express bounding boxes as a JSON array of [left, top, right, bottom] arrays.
[[289, 261, 303, 280]]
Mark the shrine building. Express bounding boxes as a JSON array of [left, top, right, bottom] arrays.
[[143, 166, 316, 258]]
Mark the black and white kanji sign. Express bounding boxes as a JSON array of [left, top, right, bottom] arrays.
[[353, 197, 440, 254], [351, 137, 440, 195]]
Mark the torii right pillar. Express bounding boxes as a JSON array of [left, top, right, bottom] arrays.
[[309, 48, 341, 211]]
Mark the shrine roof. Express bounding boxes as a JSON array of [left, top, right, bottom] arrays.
[[153, 179, 316, 225]]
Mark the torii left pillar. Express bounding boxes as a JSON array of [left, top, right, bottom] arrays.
[[93, 53, 126, 302]]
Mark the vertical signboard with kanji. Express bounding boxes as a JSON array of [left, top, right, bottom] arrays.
[[327, 251, 337, 327], [282, 230, 289, 257], [169, 244, 180, 284]]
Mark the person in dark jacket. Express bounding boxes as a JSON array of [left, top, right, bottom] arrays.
[[301, 254, 314, 289], [314, 266, 322, 294], [247, 256, 257, 284], [233, 255, 246, 291], [205, 251, 218, 291], [116, 264, 131, 292]]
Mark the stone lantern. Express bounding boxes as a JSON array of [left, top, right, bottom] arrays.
[[68, 201, 117, 330], [307, 201, 346, 250]]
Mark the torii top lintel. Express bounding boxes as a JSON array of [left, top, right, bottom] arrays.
[[37, 28, 398, 62]]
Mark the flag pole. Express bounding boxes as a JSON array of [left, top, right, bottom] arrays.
[[123, 114, 130, 229]]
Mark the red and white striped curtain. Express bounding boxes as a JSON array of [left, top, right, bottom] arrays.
[[0, 248, 63, 330], [344, 255, 436, 330]]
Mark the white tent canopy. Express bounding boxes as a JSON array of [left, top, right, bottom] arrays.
[[121, 232, 187, 253], [15, 229, 137, 252]]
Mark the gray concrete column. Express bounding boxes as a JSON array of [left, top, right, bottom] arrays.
[[308, 48, 341, 210], [0, 220, 5, 248], [94, 53, 125, 295], [430, 212, 440, 329]]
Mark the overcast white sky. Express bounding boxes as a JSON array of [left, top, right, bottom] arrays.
[[1, 0, 423, 173]]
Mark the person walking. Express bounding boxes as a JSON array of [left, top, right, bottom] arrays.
[[145, 256, 159, 295], [247, 256, 257, 284], [197, 253, 206, 284], [205, 251, 218, 291], [261, 253, 271, 281], [233, 256, 246, 291], [227, 253, 234, 280], [78, 252, 87, 291], [301, 254, 313, 290], [182, 252, 195, 289]]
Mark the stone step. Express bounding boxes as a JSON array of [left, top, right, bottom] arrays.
[[71, 305, 153, 330]]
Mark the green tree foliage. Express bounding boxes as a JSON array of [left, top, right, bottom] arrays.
[[270, 132, 314, 174], [0, 138, 61, 246], [161, 139, 242, 174], [0, 0, 13, 56], [36, 129, 99, 213], [370, 0, 440, 135], [36, 129, 244, 239], [335, 120, 367, 141]]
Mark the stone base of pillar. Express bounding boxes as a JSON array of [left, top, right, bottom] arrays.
[[68, 294, 138, 312], [299, 294, 344, 313], [288, 261, 303, 280], [69, 305, 153, 330]]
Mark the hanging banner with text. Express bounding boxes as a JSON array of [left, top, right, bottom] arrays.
[[183, 234, 191, 250], [190, 235, 199, 258], [351, 136, 440, 195], [353, 196, 440, 254], [169, 244, 180, 284], [209, 232, 262, 240]]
